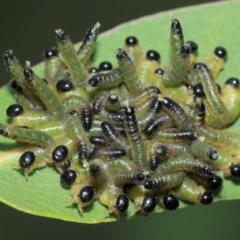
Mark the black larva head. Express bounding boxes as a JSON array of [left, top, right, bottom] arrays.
[[200, 191, 213, 205], [171, 18, 182, 34], [146, 50, 160, 62], [52, 145, 68, 163], [6, 104, 23, 117], [99, 61, 112, 71], [56, 79, 73, 92], [79, 186, 94, 203], [125, 36, 138, 46], [230, 163, 240, 179], [88, 67, 99, 74], [116, 194, 129, 213], [43, 47, 58, 59], [144, 179, 154, 189], [163, 193, 179, 211], [193, 83, 205, 98], [186, 41, 198, 54], [136, 173, 145, 181], [19, 151, 35, 169], [141, 195, 157, 214], [149, 159, 159, 171], [214, 46, 227, 59], [60, 169, 77, 188], [208, 149, 218, 160], [208, 176, 223, 190], [11, 80, 22, 92], [225, 77, 240, 88], [154, 68, 164, 75], [89, 164, 100, 177]]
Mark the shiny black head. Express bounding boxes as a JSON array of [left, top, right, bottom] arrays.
[[6, 104, 23, 117], [208, 176, 223, 190], [214, 46, 227, 59], [225, 78, 239, 88], [200, 191, 213, 205], [163, 193, 179, 210], [56, 79, 73, 92], [230, 164, 240, 179], [19, 151, 35, 169], [60, 170, 77, 188], [79, 186, 95, 202], [141, 195, 157, 214], [116, 194, 129, 213], [99, 61, 112, 71], [146, 50, 160, 62], [52, 145, 68, 163], [43, 47, 58, 59], [125, 36, 138, 46], [186, 41, 198, 54]]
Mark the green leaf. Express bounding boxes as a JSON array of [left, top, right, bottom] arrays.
[[1, 1, 240, 223]]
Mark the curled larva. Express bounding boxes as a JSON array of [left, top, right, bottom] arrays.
[[2, 17, 240, 221]]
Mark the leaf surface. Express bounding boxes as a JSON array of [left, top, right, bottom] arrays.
[[1, 1, 240, 223]]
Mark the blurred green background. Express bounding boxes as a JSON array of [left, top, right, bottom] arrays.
[[1, 0, 239, 239]]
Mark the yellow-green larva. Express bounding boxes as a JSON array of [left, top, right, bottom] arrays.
[[2, 18, 240, 218]]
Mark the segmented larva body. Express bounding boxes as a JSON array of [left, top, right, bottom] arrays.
[[2, 19, 240, 218]]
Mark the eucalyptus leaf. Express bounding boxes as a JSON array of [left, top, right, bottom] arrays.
[[1, 1, 240, 223]]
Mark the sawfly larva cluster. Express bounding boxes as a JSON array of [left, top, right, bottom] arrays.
[[2, 18, 240, 219]]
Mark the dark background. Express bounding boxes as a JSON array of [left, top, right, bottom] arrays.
[[1, 0, 218, 86], [1, 1, 239, 240]]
